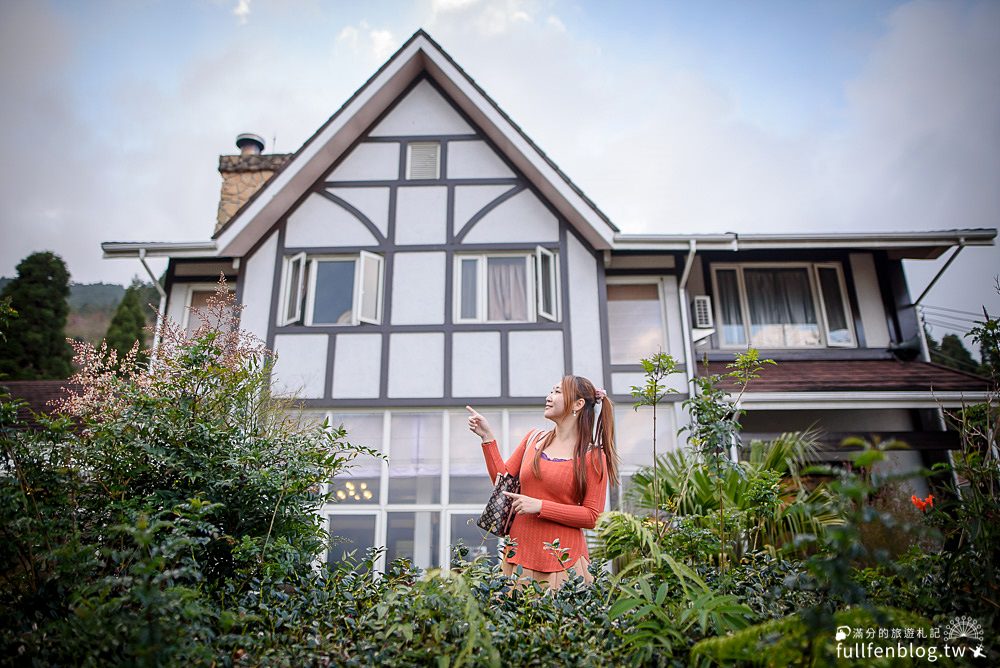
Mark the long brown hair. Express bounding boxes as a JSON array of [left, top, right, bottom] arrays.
[[532, 375, 619, 503]]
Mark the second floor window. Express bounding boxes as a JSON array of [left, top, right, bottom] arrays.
[[279, 251, 384, 326], [454, 247, 559, 323], [712, 263, 855, 348]]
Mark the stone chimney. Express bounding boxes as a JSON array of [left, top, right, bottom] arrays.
[[215, 133, 293, 233]]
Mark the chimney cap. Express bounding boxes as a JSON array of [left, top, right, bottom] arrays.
[[235, 133, 265, 155]]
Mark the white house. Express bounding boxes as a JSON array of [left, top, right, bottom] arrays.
[[104, 31, 995, 570]]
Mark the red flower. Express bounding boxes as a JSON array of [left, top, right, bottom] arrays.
[[911, 494, 934, 512]]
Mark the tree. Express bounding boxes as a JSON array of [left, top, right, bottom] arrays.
[[103, 279, 149, 366], [0, 252, 73, 379], [938, 333, 979, 374]]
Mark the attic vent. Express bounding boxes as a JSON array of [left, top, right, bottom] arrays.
[[406, 142, 440, 180], [693, 295, 714, 328]]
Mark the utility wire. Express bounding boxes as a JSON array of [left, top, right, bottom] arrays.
[[922, 304, 994, 318]]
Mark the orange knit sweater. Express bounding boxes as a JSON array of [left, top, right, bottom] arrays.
[[482, 430, 608, 573]]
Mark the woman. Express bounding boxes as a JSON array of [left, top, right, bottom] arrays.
[[466, 375, 619, 588]]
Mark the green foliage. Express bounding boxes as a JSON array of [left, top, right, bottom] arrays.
[[691, 606, 941, 667], [0, 251, 73, 379], [103, 279, 150, 367]]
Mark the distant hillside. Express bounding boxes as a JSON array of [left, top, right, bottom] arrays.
[[0, 278, 158, 346]]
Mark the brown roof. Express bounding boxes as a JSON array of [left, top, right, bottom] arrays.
[[697, 360, 991, 393], [1, 380, 78, 430]]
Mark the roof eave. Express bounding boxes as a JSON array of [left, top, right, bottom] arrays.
[[102, 241, 218, 259]]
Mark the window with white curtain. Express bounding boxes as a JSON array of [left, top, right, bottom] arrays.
[[454, 248, 558, 323], [712, 263, 855, 348], [278, 251, 384, 326]]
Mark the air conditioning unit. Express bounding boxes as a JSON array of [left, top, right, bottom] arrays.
[[692, 295, 714, 328]]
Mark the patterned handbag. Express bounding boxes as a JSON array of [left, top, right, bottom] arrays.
[[476, 429, 538, 537], [475, 471, 521, 537]]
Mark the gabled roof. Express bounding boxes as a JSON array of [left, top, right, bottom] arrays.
[[213, 29, 619, 257]]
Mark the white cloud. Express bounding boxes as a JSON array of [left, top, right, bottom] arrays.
[[232, 0, 251, 25], [546, 15, 565, 32], [369, 29, 397, 60]]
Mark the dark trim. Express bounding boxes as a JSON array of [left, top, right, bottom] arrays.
[[325, 334, 336, 399], [702, 348, 893, 362], [444, 187, 455, 396], [559, 221, 572, 374], [609, 393, 687, 403], [282, 242, 558, 255], [275, 322, 562, 334], [316, 190, 388, 244], [885, 255, 920, 342], [295, 396, 557, 408], [364, 134, 478, 143], [234, 258, 246, 308], [874, 251, 901, 342], [323, 177, 522, 188], [265, 222, 287, 352], [611, 363, 689, 373], [453, 185, 525, 242], [163, 259, 177, 308], [162, 274, 237, 284], [439, 138, 449, 180], [380, 187, 399, 400]]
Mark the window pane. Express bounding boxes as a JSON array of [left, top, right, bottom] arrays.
[[284, 259, 303, 323], [329, 413, 383, 504], [460, 258, 478, 320], [539, 252, 555, 317], [328, 514, 376, 564], [715, 269, 746, 346], [486, 257, 528, 321], [186, 289, 235, 336], [607, 284, 664, 364], [359, 254, 382, 323], [745, 268, 820, 347], [388, 413, 442, 504], [818, 267, 851, 344], [386, 512, 441, 570], [613, 406, 675, 471], [312, 260, 355, 324], [448, 411, 501, 503], [508, 410, 547, 458], [450, 514, 498, 564]]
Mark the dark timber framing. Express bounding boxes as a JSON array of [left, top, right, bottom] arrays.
[[255, 73, 596, 407]]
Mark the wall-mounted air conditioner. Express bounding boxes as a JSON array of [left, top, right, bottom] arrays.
[[692, 295, 714, 329]]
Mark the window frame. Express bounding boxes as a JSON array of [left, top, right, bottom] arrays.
[[605, 276, 669, 365], [181, 283, 237, 335], [452, 251, 544, 324], [278, 251, 385, 327], [535, 245, 559, 321], [710, 262, 856, 349]]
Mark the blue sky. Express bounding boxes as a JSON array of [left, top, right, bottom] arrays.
[[1, 0, 998, 345]]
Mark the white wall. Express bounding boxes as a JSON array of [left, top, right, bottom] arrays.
[[447, 140, 514, 179], [370, 80, 474, 136], [240, 231, 277, 342], [285, 193, 379, 247], [461, 190, 558, 244], [508, 330, 564, 397], [326, 142, 400, 181], [395, 187, 448, 244], [452, 332, 502, 397], [391, 252, 446, 325], [272, 333, 328, 398], [328, 187, 390, 238], [388, 333, 444, 397], [566, 233, 604, 385], [452, 185, 516, 236], [849, 252, 891, 347], [332, 334, 382, 398]]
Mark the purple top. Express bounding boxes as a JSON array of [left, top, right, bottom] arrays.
[[540, 451, 571, 462]]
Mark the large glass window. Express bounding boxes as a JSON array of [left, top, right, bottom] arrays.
[[607, 282, 665, 364], [449, 411, 501, 503], [328, 514, 377, 564], [450, 513, 498, 563], [329, 413, 383, 504], [454, 249, 558, 323], [388, 413, 442, 504], [185, 288, 236, 336], [713, 263, 855, 348], [386, 512, 440, 569], [279, 252, 384, 326]]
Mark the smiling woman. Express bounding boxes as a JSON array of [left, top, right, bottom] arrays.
[[467, 375, 619, 589]]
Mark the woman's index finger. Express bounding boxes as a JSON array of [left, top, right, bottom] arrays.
[[465, 405, 481, 417]]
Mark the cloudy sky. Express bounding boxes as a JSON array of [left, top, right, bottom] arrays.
[[1, 0, 998, 344]]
